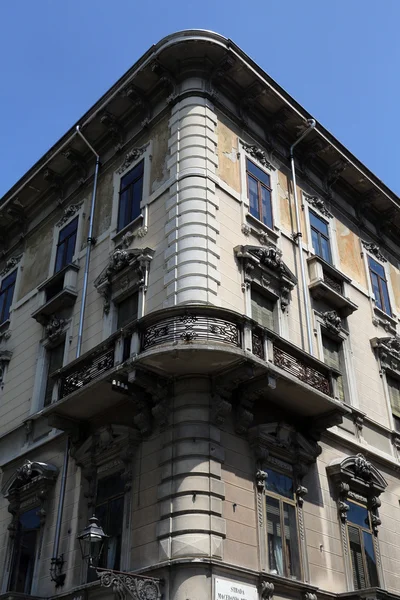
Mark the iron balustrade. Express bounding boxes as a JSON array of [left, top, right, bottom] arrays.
[[323, 268, 343, 295], [273, 343, 332, 396], [141, 312, 241, 350], [60, 344, 115, 398]]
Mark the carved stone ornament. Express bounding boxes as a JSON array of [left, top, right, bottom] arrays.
[[303, 193, 333, 218], [259, 581, 274, 600], [97, 569, 162, 600], [241, 223, 251, 236], [242, 143, 275, 171], [0, 254, 22, 277], [2, 460, 59, 539], [56, 201, 83, 227], [94, 247, 154, 313], [255, 468, 267, 490], [327, 453, 387, 508], [117, 144, 148, 174], [45, 316, 68, 343], [362, 241, 387, 263], [303, 593, 317, 600], [322, 310, 342, 334], [371, 335, 400, 375], [235, 245, 297, 312]]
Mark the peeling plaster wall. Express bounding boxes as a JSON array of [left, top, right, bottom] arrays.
[[335, 220, 367, 288], [389, 263, 400, 313], [216, 118, 240, 193]]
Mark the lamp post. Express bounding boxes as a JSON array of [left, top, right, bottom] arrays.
[[77, 515, 108, 567], [77, 516, 162, 600]]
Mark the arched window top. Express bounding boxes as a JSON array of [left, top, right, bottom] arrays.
[[2, 460, 59, 498], [327, 453, 388, 497]]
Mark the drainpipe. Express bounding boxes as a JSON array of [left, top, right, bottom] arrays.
[[50, 437, 70, 587], [290, 118, 316, 355], [75, 125, 101, 359], [50, 128, 100, 586]]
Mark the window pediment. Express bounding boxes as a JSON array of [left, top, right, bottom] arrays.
[[249, 422, 321, 476], [235, 244, 297, 311], [94, 247, 154, 313], [327, 453, 387, 498], [371, 335, 400, 374], [3, 460, 59, 498]]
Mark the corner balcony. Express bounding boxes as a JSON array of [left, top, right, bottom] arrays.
[[42, 306, 348, 427]]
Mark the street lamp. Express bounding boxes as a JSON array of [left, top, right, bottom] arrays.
[[77, 515, 108, 566]]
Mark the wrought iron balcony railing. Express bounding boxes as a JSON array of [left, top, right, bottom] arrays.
[[49, 306, 339, 411]]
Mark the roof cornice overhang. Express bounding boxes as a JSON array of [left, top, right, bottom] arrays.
[[1, 30, 399, 250]]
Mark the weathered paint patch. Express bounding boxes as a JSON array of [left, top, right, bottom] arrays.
[[389, 263, 400, 312], [18, 218, 56, 299], [93, 171, 113, 238], [217, 120, 240, 193], [150, 114, 169, 191], [336, 220, 367, 287]]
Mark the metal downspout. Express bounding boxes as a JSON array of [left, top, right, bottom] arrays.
[[51, 127, 100, 585], [75, 125, 101, 359], [290, 119, 316, 355]]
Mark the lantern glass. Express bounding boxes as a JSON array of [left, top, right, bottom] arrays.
[[77, 515, 108, 565]]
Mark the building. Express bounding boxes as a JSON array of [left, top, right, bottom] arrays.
[[1, 28, 400, 600]]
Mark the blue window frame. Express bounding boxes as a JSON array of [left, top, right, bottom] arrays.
[[55, 216, 78, 274], [368, 256, 391, 315], [246, 159, 273, 228], [310, 210, 332, 264], [0, 269, 17, 324], [118, 160, 144, 231]]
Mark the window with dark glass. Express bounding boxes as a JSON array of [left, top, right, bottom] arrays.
[[368, 256, 391, 315], [386, 375, 400, 432], [310, 211, 332, 264], [251, 289, 275, 331], [118, 160, 144, 231], [44, 342, 65, 407], [117, 292, 139, 329], [95, 472, 125, 571], [322, 334, 345, 401], [246, 159, 273, 228], [54, 216, 78, 274], [8, 508, 40, 593], [347, 500, 379, 590], [265, 468, 301, 579], [0, 269, 17, 324]]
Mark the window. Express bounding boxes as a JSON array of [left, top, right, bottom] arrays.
[[368, 256, 391, 315], [246, 159, 273, 228], [322, 334, 345, 401], [0, 270, 17, 324], [117, 292, 139, 329], [347, 501, 379, 590], [386, 375, 400, 432], [310, 211, 332, 264], [95, 473, 125, 571], [55, 217, 78, 274], [251, 289, 275, 331], [8, 508, 40, 593], [265, 468, 301, 579], [118, 160, 144, 231], [44, 342, 65, 407]]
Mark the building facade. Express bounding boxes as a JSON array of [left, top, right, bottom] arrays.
[[1, 29, 400, 600]]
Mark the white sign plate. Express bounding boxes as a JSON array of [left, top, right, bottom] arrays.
[[215, 578, 258, 600]]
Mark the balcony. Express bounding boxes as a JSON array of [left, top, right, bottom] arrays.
[[32, 264, 79, 324], [307, 255, 358, 317], [41, 306, 348, 428]]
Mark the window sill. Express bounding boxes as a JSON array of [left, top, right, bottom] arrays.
[[372, 305, 397, 334], [112, 214, 145, 247], [245, 212, 279, 243]]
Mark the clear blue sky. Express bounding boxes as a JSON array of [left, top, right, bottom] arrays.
[[1, 0, 399, 197]]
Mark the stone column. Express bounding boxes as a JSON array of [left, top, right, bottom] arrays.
[[157, 377, 226, 560]]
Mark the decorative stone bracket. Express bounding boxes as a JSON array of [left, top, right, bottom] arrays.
[[303, 193, 333, 218], [362, 241, 386, 263], [321, 310, 343, 335], [235, 244, 297, 312]]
